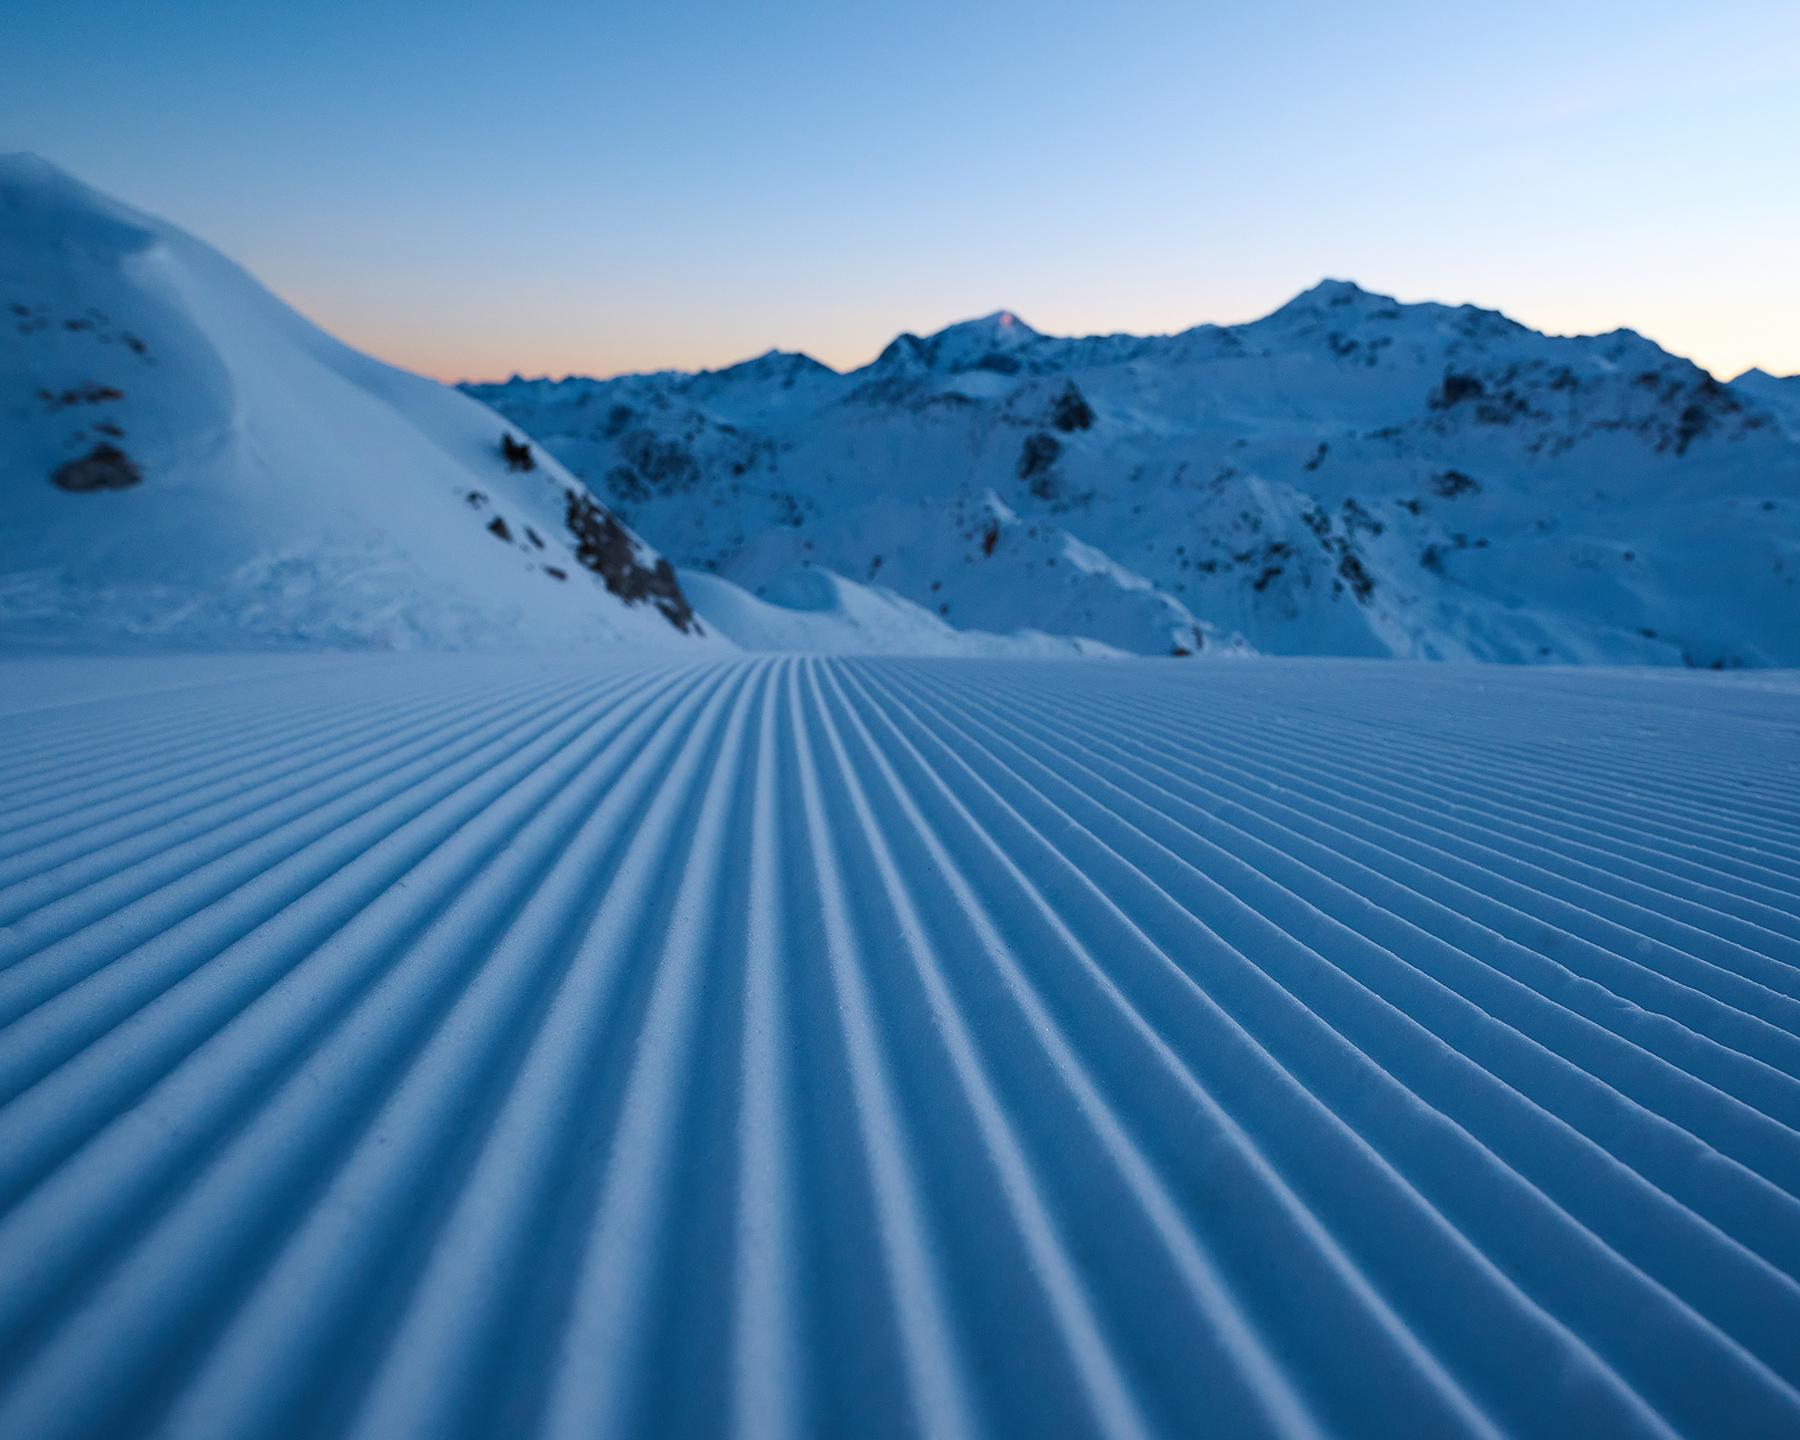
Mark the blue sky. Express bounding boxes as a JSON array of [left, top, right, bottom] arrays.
[[5, 0, 1797, 381]]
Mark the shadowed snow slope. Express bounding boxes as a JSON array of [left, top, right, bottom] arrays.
[[2, 652, 1799, 1437], [0, 155, 700, 649]]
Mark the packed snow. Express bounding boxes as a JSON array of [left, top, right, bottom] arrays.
[[2, 651, 1799, 1438]]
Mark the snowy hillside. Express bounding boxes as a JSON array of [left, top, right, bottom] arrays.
[[680, 564, 1132, 657], [0, 155, 701, 650], [2, 651, 1799, 1437], [473, 287, 1800, 663], [1735, 368, 1800, 442]]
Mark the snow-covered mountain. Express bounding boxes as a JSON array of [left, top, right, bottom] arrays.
[[472, 283, 1800, 664], [1, 155, 702, 651], [1734, 368, 1800, 442]]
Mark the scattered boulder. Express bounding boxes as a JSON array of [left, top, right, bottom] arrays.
[[51, 442, 141, 492], [1338, 551, 1376, 602], [1429, 372, 1485, 410], [41, 383, 124, 412], [1171, 625, 1206, 658], [500, 433, 535, 472], [1049, 382, 1096, 433]]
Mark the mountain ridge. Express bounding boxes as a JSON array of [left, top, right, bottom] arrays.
[[470, 280, 1778, 392], [470, 282, 1800, 663]]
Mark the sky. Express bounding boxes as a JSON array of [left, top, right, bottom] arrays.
[[4, 0, 1798, 383]]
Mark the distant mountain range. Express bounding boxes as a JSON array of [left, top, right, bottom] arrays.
[[5, 153, 1795, 663], [471, 284, 1800, 663]]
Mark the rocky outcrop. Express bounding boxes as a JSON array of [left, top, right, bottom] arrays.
[[51, 442, 141, 492], [564, 490, 697, 633]]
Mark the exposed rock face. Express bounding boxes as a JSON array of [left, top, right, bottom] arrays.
[[51, 442, 141, 492], [1049, 381, 1096, 433], [564, 490, 697, 633], [605, 430, 702, 506], [1016, 432, 1061, 499]]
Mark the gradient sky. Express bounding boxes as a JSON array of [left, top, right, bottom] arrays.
[[5, 0, 1798, 383]]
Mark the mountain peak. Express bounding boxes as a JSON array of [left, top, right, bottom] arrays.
[[701, 347, 838, 383], [1300, 278, 1368, 302], [1268, 278, 1394, 318], [0, 151, 162, 255], [862, 309, 1044, 375], [935, 309, 1040, 344]]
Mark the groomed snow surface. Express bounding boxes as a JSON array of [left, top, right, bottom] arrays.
[[2, 653, 1799, 1439]]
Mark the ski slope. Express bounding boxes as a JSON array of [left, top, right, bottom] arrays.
[[1, 652, 1799, 1438]]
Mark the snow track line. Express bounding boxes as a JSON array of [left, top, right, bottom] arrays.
[[867, 668, 1800, 1277], [978, 666, 1800, 916], [150, 663, 763, 1440], [1123, 688, 1800, 938], [1221, 678, 1800, 851], [0, 666, 674, 1060], [1253, 667, 1800, 812], [977, 670, 1800, 1003], [901, 670, 1800, 1168], [0, 666, 710, 1203], [1035, 662, 1800, 849], [0, 665, 598, 924], [841, 665, 1800, 1435], [0, 663, 731, 1437], [823, 664, 1678, 1438], [0, 653, 1796, 1439], [0, 660, 456, 817], [901, 667, 1800, 1072]]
